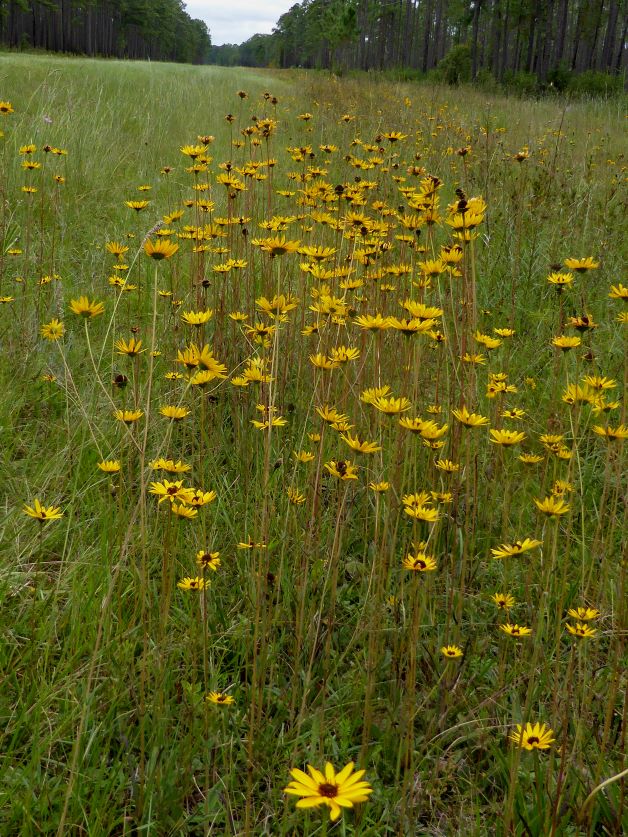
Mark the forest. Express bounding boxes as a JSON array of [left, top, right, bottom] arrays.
[[2, 1, 625, 87], [0, 0, 211, 63], [210, 0, 627, 87]]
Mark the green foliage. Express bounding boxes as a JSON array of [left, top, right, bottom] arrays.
[[567, 70, 625, 97], [503, 70, 539, 96], [474, 68, 500, 93], [239, 34, 277, 68], [208, 43, 241, 67], [3, 0, 627, 89], [546, 61, 572, 93], [0, 0, 211, 63], [437, 43, 472, 85], [0, 56, 625, 835]]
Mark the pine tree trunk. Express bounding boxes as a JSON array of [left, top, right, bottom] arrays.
[[488, 0, 501, 75], [553, 0, 569, 66], [471, 0, 484, 77], [601, 0, 619, 71], [422, 0, 434, 72], [584, 0, 604, 70], [525, 6, 537, 73], [614, 12, 628, 71], [434, 0, 448, 66], [499, 0, 510, 78], [571, 1, 585, 70]]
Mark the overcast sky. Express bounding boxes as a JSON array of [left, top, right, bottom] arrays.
[[184, 1, 292, 46]]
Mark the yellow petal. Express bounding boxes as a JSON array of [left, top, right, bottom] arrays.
[[334, 762, 355, 786], [339, 769, 366, 789], [334, 796, 356, 808], [285, 784, 315, 797], [328, 800, 342, 820], [289, 768, 318, 789], [307, 765, 325, 786], [296, 797, 324, 809]]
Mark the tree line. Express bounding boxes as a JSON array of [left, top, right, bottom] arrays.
[[210, 0, 627, 86], [0, 0, 211, 63]]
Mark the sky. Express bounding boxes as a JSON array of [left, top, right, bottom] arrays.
[[184, 1, 292, 46]]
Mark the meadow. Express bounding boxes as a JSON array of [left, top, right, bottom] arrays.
[[0, 54, 626, 835]]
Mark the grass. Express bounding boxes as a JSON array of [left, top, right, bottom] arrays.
[[0, 53, 626, 835]]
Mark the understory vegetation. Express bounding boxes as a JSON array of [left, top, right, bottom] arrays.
[[0, 55, 626, 835]]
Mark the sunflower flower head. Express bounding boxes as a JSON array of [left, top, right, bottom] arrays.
[[97, 460, 121, 473], [564, 257, 599, 272], [566, 622, 597, 638], [144, 238, 179, 260], [324, 460, 359, 480], [23, 499, 64, 522], [206, 691, 234, 705], [177, 576, 206, 590], [509, 722, 555, 751], [403, 552, 437, 572], [115, 336, 144, 356], [40, 318, 65, 340], [441, 645, 463, 659], [567, 606, 600, 621], [492, 592, 515, 610], [160, 405, 190, 421], [114, 408, 143, 425], [491, 537, 542, 559], [69, 296, 104, 318], [452, 406, 489, 428], [534, 496, 570, 517], [499, 623, 532, 638], [490, 428, 526, 446], [284, 761, 372, 821], [149, 479, 195, 505]]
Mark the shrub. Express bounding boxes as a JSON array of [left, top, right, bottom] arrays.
[[546, 62, 572, 93], [503, 70, 538, 96], [474, 68, 499, 93], [567, 70, 623, 97], [438, 44, 472, 85]]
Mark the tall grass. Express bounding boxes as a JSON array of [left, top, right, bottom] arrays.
[[0, 54, 626, 835]]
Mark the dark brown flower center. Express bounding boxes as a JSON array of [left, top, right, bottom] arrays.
[[318, 782, 338, 798], [528, 736, 539, 745]]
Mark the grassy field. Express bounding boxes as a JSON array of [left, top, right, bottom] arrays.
[[0, 53, 626, 835]]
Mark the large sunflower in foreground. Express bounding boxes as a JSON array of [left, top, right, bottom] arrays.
[[284, 761, 372, 821]]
